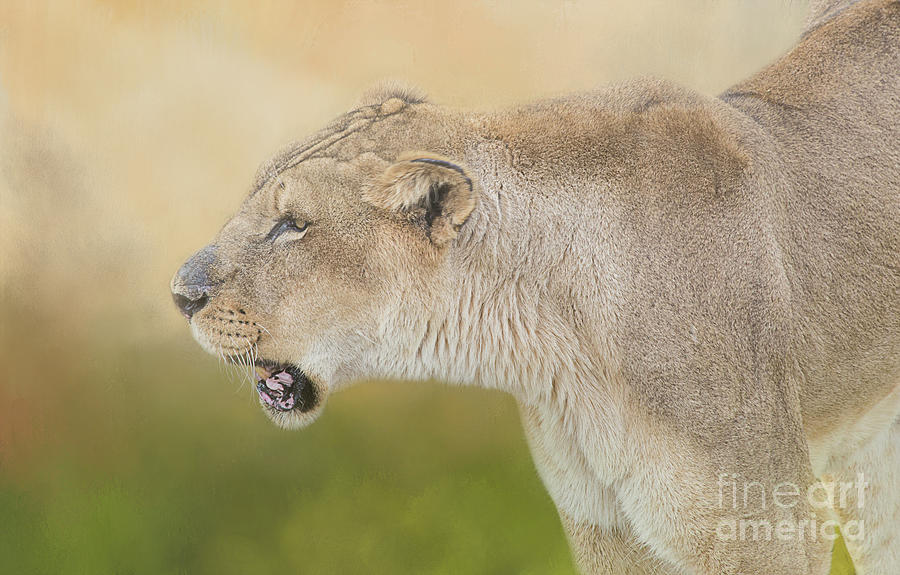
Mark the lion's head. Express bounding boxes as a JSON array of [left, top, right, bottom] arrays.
[[170, 87, 480, 428]]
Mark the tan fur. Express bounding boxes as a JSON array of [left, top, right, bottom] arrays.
[[172, 1, 900, 572]]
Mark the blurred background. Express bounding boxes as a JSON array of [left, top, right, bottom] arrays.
[[0, 1, 855, 573]]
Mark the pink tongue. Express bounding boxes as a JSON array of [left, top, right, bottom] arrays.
[[263, 371, 293, 392], [273, 371, 293, 383], [257, 369, 298, 411]]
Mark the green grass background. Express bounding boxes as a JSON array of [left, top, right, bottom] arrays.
[[0, 325, 856, 574], [1, 337, 574, 574]]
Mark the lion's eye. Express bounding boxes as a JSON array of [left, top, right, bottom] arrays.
[[266, 219, 309, 241]]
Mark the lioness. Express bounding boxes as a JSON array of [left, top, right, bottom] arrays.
[[171, 1, 899, 573]]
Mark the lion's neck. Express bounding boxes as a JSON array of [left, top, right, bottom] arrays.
[[364, 163, 633, 508], [374, 163, 622, 410]]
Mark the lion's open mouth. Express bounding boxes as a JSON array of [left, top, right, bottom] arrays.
[[254, 362, 318, 413]]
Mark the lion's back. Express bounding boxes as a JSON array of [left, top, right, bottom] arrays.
[[723, 0, 900, 442]]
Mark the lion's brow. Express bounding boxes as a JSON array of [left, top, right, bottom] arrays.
[[250, 100, 411, 197]]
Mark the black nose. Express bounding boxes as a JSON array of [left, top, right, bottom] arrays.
[[172, 290, 210, 319], [171, 245, 217, 319]]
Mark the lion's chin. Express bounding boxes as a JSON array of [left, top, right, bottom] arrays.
[[263, 401, 327, 429], [254, 361, 328, 429]]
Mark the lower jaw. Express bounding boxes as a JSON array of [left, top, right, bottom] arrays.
[[254, 362, 319, 414], [259, 393, 327, 430]]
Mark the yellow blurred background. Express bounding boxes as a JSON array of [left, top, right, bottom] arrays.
[[0, 1, 855, 573]]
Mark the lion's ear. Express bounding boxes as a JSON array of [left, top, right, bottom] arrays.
[[365, 153, 478, 246]]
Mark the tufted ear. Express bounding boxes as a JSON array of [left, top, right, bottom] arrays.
[[365, 153, 478, 246]]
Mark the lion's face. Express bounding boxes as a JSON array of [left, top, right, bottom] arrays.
[[171, 95, 477, 428]]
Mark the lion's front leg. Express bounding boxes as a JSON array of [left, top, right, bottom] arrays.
[[561, 513, 685, 575], [520, 403, 684, 573]]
